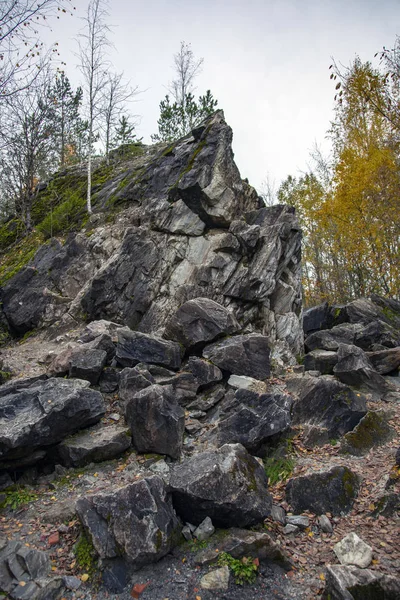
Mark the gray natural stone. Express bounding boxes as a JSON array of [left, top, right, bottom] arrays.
[[203, 333, 271, 379], [323, 565, 400, 600], [318, 515, 333, 533], [57, 425, 131, 467], [116, 329, 182, 370], [125, 384, 185, 459], [186, 357, 223, 388], [169, 443, 272, 527], [304, 349, 338, 375], [303, 302, 330, 335], [354, 319, 400, 350], [286, 466, 361, 516], [340, 410, 395, 456], [371, 493, 400, 518], [270, 504, 286, 525], [227, 374, 267, 392], [118, 365, 155, 413], [286, 515, 309, 529], [186, 384, 225, 412], [99, 367, 120, 393], [217, 388, 292, 453], [0, 377, 105, 467], [63, 576, 81, 590], [164, 298, 240, 349], [193, 517, 215, 541], [76, 475, 181, 568], [334, 343, 394, 398], [182, 525, 193, 541], [200, 566, 230, 591], [333, 532, 373, 568], [157, 372, 198, 405], [283, 524, 299, 535], [366, 347, 400, 374], [69, 348, 107, 385], [216, 528, 290, 568], [287, 375, 367, 440], [305, 324, 359, 352]]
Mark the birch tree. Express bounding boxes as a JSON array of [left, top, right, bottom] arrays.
[[77, 0, 110, 214]]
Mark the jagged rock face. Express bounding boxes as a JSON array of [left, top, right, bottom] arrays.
[[0, 377, 105, 468], [0, 112, 303, 361]]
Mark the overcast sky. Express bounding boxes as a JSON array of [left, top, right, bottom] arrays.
[[44, 0, 399, 193]]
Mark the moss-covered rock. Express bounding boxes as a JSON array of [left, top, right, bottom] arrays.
[[340, 410, 395, 456]]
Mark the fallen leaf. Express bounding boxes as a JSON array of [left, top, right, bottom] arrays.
[[19, 582, 26, 587], [131, 582, 150, 598], [81, 574, 89, 582]]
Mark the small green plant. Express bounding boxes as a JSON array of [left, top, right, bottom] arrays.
[[330, 439, 339, 446], [264, 456, 295, 486], [188, 538, 208, 552], [74, 530, 98, 575], [2, 488, 38, 510], [218, 552, 259, 585]]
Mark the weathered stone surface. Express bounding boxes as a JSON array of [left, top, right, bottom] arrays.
[[164, 298, 240, 349], [333, 533, 373, 568], [169, 443, 272, 527], [118, 366, 155, 413], [125, 384, 185, 459], [305, 324, 359, 352], [0, 377, 105, 466], [334, 344, 394, 398], [186, 384, 225, 412], [186, 357, 223, 388], [303, 302, 330, 335], [371, 493, 400, 518], [157, 372, 198, 405], [76, 476, 181, 567], [193, 517, 215, 541], [57, 425, 131, 467], [227, 374, 267, 392], [99, 367, 120, 393], [304, 349, 338, 375], [340, 411, 395, 456], [286, 466, 361, 516], [287, 376, 367, 439], [203, 334, 270, 379], [0, 540, 53, 599], [323, 565, 400, 600], [217, 388, 292, 453], [366, 347, 400, 374], [200, 566, 230, 591], [286, 515, 309, 529], [69, 349, 107, 385], [354, 319, 400, 350], [116, 329, 182, 370], [318, 515, 333, 533], [271, 505, 286, 525]]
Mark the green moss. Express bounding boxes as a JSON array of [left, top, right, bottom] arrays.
[[74, 530, 98, 575], [0, 487, 38, 510], [155, 528, 163, 551], [37, 188, 87, 239], [0, 218, 26, 252], [341, 412, 391, 455], [0, 232, 44, 286]]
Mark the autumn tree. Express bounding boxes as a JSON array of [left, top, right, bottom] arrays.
[[0, 0, 75, 98]]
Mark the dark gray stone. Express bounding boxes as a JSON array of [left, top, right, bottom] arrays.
[[270, 505, 286, 525], [76, 476, 181, 568], [305, 324, 359, 352], [57, 425, 131, 467], [354, 319, 400, 350], [318, 515, 333, 533], [286, 466, 361, 516], [116, 329, 182, 370], [86, 333, 116, 363], [366, 347, 400, 374], [287, 375, 367, 439], [193, 517, 215, 541], [303, 302, 330, 335], [69, 349, 107, 385], [217, 388, 292, 453], [125, 384, 185, 459], [323, 565, 400, 600], [203, 333, 270, 379], [186, 357, 223, 388], [118, 366, 155, 413], [286, 515, 309, 529], [99, 367, 120, 393], [0, 377, 105, 466], [340, 411, 395, 456], [304, 349, 338, 374], [334, 344, 394, 398], [169, 443, 272, 527], [164, 298, 240, 350], [157, 372, 198, 405]]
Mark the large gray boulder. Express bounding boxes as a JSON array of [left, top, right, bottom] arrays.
[[333, 344, 394, 399], [116, 329, 182, 370], [286, 466, 361, 516], [323, 565, 400, 600], [203, 333, 271, 379], [287, 375, 367, 439], [304, 349, 338, 374], [76, 476, 181, 568], [0, 377, 105, 467], [69, 348, 107, 385], [169, 443, 272, 527], [217, 388, 292, 453], [57, 425, 132, 467], [164, 297, 240, 349], [124, 384, 185, 459], [366, 347, 400, 374]]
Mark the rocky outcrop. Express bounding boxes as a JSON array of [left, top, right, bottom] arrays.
[[323, 565, 400, 600], [0, 112, 302, 363], [57, 425, 131, 467], [202, 333, 271, 379]]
